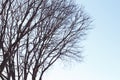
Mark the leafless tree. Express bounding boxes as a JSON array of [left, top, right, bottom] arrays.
[[0, 0, 91, 80]]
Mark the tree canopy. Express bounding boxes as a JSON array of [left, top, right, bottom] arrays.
[[0, 0, 91, 80]]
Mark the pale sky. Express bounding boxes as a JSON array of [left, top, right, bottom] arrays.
[[44, 0, 120, 80]]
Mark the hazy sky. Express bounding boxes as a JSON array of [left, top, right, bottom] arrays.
[[44, 0, 120, 80]]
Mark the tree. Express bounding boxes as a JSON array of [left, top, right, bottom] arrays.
[[0, 0, 91, 80]]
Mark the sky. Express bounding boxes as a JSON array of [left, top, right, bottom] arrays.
[[44, 0, 120, 80]]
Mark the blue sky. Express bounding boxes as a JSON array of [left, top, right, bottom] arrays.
[[44, 0, 120, 80]]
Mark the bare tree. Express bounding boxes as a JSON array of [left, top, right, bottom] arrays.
[[0, 0, 91, 80]]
